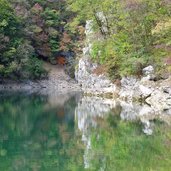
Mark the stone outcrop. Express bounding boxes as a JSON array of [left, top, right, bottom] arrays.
[[119, 69, 171, 113], [75, 57, 116, 94], [76, 20, 171, 114], [75, 20, 117, 95]]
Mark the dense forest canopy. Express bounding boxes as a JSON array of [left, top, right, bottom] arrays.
[[0, 0, 171, 80]]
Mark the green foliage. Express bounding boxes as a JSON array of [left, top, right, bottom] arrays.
[[0, 0, 76, 80], [69, 0, 171, 79], [1, 0, 171, 80], [27, 57, 47, 79], [0, 0, 48, 80]]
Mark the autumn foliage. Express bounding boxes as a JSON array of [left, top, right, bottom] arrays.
[[56, 56, 66, 65]]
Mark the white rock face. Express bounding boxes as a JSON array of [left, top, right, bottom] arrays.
[[75, 20, 116, 94], [163, 87, 171, 95], [85, 20, 94, 35], [142, 120, 153, 135], [142, 65, 155, 81], [139, 85, 153, 97], [96, 12, 108, 34], [146, 90, 171, 112], [75, 56, 116, 94], [119, 77, 140, 101], [119, 76, 155, 100]]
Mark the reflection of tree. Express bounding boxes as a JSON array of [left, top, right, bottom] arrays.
[[0, 93, 46, 138], [0, 92, 84, 171], [76, 96, 171, 171], [89, 117, 171, 171]]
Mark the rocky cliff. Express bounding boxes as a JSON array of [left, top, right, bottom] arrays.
[[75, 20, 171, 115]]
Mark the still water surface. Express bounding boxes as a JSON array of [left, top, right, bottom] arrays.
[[0, 91, 170, 171]]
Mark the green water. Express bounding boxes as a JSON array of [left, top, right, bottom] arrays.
[[0, 92, 170, 171]]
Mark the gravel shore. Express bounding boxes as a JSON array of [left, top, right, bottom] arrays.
[[0, 63, 81, 93]]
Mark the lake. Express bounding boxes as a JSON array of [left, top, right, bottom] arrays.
[[0, 91, 170, 171]]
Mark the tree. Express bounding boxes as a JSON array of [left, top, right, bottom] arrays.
[[68, 0, 171, 78]]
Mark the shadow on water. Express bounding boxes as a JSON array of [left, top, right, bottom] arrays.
[[0, 91, 170, 171]]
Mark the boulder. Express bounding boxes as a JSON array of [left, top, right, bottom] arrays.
[[139, 85, 153, 97], [142, 65, 154, 76], [146, 90, 171, 112], [142, 65, 155, 80], [119, 77, 141, 101]]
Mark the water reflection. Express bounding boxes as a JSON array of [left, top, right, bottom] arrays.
[[76, 96, 171, 170], [0, 91, 170, 171], [0, 91, 84, 170]]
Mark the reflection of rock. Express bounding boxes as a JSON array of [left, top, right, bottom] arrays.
[[77, 96, 171, 137], [76, 95, 171, 169], [120, 101, 171, 135], [75, 96, 117, 169], [120, 101, 156, 121], [76, 96, 116, 132], [43, 91, 81, 108]]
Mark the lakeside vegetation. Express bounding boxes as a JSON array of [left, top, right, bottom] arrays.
[[69, 0, 171, 79], [0, 0, 171, 80], [0, 0, 77, 80]]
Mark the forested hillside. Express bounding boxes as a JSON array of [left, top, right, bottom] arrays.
[[0, 0, 79, 80], [0, 0, 171, 80], [69, 0, 171, 79]]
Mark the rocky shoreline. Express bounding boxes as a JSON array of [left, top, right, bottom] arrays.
[[74, 19, 171, 115], [75, 56, 171, 115], [0, 79, 80, 94], [1, 61, 170, 116], [0, 63, 80, 93]]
